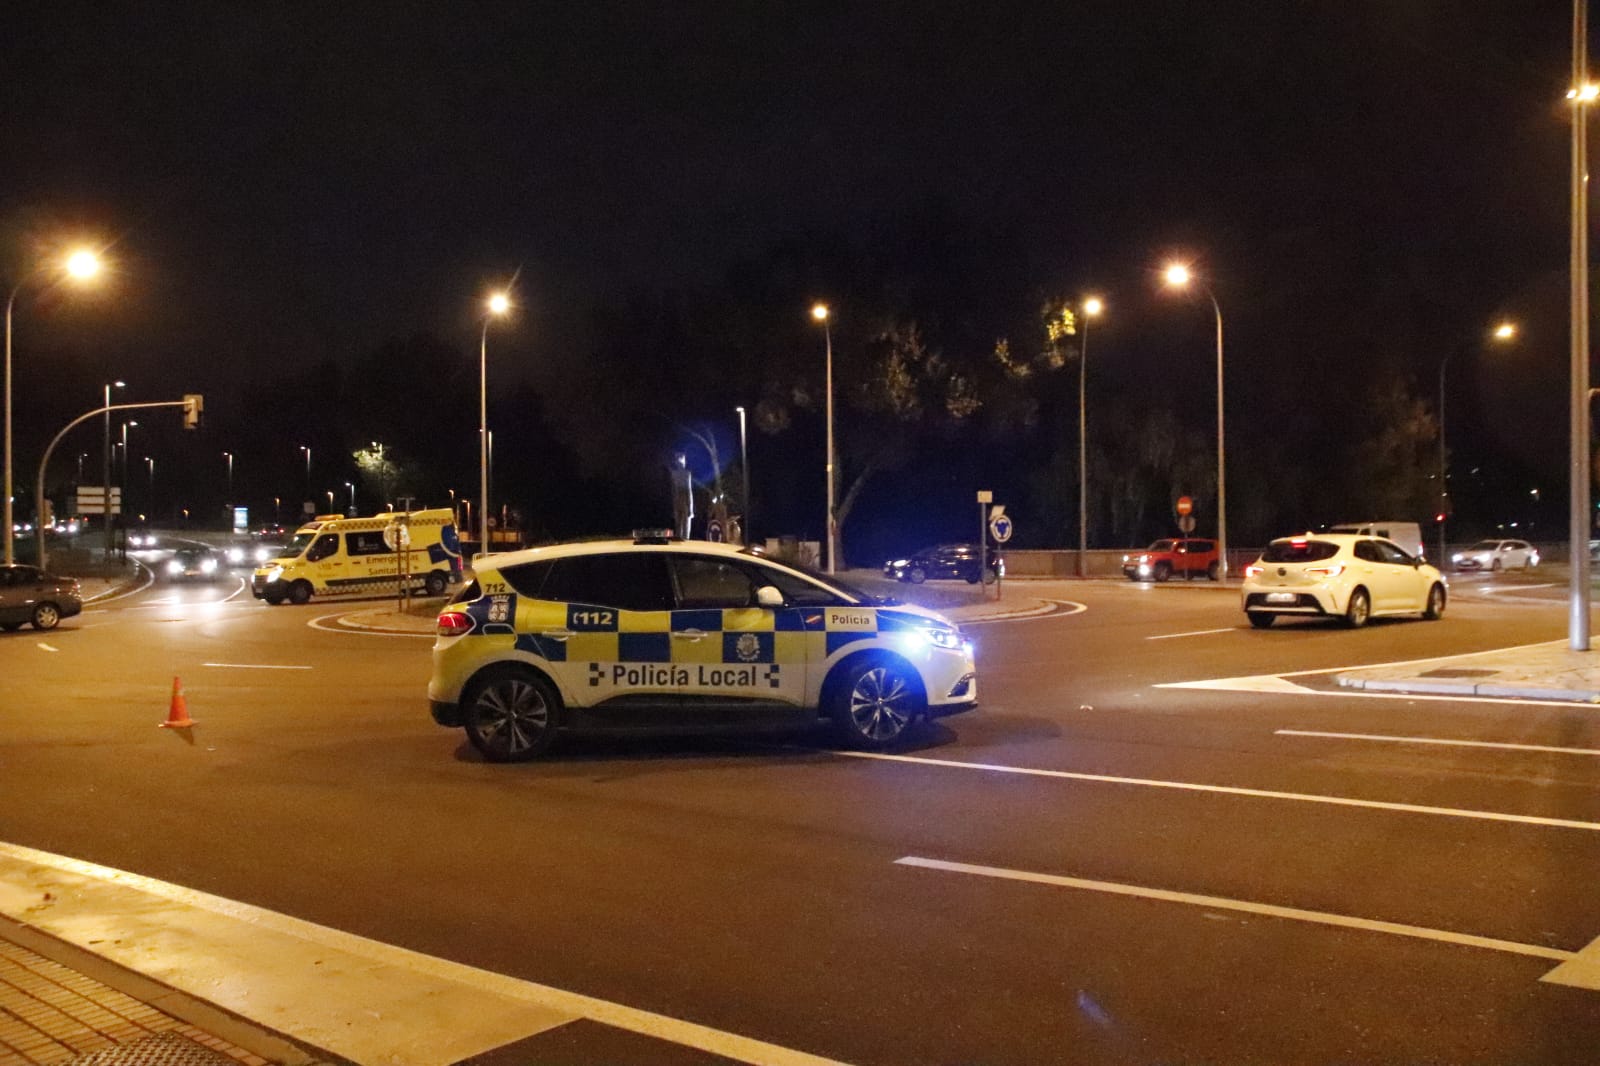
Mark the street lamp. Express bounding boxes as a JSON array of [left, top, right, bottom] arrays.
[[326, 489, 335, 511], [812, 303, 838, 573], [1438, 322, 1519, 564], [480, 290, 512, 560], [101, 380, 124, 557], [223, 451, 234, 502], [346, 480, 355, 514], [299, 445, 311, 506], [1162, 262, 1227, 578], [1571, 10, 1595, 652], [119, 421, 137, 523], [735, 405, 751, 546], [1077, 296, 1104, 577], [144, 457, 154, 519], [5, 248, 103, 564]]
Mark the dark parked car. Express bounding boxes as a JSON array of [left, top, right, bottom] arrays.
[[0, 564, 82, 631], [883, 543, 1003, 584]]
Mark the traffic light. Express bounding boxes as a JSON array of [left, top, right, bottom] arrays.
[[183, 393, 204, 429]]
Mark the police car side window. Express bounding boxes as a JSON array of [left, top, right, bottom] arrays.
[[498, 560, 553, 598], [541, 553, 674, 612], [670, 556, 758, 609]]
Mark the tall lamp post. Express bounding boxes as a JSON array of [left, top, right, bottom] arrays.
[[812, 303, 838, 573], [1077, 296, 1104, 577], [1162, 264, 1227, 578], [144, 457, 154, 521], [479, 290, 511, 560], [346, 481, 355, 515], [1438, 322, 1518, 565], [223, 451, 234, 505], [102, 381, 125, 556], [299, 445, 311, 511], [6, 248, 103, 564], [1569, 9, 1595, 651], [118, 421, 137, 525], [735, 405, 751, 546]]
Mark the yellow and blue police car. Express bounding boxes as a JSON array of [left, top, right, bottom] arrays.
[[428, 532, 978, 761]]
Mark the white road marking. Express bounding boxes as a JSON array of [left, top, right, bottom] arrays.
[[1545, 933, 1600, 989], [81, 561, 154, 604], [896, 856, 1578, 967], [1480, 583, 1556, 595], [306, 611, 435, 638], [35, 643, 58, 653], [1276, 729, 1600, 757], [0, 841, 850, 1066], [201, 662, 313, 670], [1146, 626, 1238, 640], [962, 598, 1087, 625], [838, 750, 1600, 832]]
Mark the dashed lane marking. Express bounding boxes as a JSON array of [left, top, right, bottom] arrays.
[[201, 662, 313, 670], [1276, 729, 1600, 757], [35, 643, 58, 653], [0, 841, 852, 1066], [1146, 626, 1238, 640], [837, 750, 1600, 832], [896, 857, 1582, 975]]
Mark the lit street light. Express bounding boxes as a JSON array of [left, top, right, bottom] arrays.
[[144, 457, 154, 519], [102, 380, 124, 557], [736, 405, 751, 546], [5, 246, 103, 564], [300, 445, 311, 508], [223, 451, 234, 502], [812, 303, 838, 573], [346, 480, 356, 514], [1078, 296, 1104, 577], [119, 421, 137, 523], [1437, 322, 1519, 564], [480, 289, 512, 560], [1162, 262, 1228, 578]]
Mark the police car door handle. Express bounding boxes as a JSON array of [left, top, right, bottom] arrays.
[[540, 629, 574, 641], [673, 629, 707, 641]]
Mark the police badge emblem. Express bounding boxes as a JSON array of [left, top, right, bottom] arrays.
[[735, 632, 761, 662]]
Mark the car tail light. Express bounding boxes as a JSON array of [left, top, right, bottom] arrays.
[[1243, 564, 1263, 578], [1306, 563, 1345, 578], [437, 612, 473, 637]]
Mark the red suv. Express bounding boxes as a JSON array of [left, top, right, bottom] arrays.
[[1122, 538, 1220, 582]]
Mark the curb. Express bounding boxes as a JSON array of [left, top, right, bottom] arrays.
[[332, 611, 435, 634], [1337, 674, 1600, 704]]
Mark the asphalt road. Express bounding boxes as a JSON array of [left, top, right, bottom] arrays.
[[2, 556, 1597, 1064]]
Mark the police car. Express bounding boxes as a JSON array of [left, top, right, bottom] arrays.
[[428, 532, 978, 761]]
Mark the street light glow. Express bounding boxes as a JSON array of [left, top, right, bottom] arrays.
[[1493, 321, 1518, 341], [1569, 84, 1600, 102], [811, 303, 830, 322], [64, 249, 102, 280], [486, 291, 511, 316], [1163, 263, 1192, 288], [1083, 296, 1105, 317]]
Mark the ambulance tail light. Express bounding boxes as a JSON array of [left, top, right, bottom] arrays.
[[437, 612, 474, 637]]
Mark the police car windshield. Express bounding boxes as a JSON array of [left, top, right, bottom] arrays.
[[277, 532, 316, 558], [739, 551, 881, 605]]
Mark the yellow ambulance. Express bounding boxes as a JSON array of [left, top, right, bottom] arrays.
[[252, 508, 462, 605]]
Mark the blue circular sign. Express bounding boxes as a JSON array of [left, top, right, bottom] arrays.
[[989, 514, 1014, 543]]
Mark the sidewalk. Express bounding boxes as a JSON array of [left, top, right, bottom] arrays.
[[0, 918, 318, 1066], [1336, 640, 1600, 703]]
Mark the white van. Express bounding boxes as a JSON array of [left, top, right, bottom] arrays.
[[1325, 521, 1426, 559], [252, 508, 461, 605]]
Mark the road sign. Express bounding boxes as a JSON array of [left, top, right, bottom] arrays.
[[1176, 496, 1193, 516], [707, 518, 724, 542], [382, 517, 412, 551], [1177, 514, 1196, 533], [75, 487, 122, 515], [976, 489, 993, 503], [989, 512, 1014, 543]]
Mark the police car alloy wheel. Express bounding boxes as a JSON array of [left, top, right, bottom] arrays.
[[463, 666, 560, 762], [833, 658, 924, 747]]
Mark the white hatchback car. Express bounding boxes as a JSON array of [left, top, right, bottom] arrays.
[[1242, 533, 1446, 629], [1451, 538, 1538, 572]]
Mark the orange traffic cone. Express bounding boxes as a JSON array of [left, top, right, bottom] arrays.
[[160, 676, 195, 728]]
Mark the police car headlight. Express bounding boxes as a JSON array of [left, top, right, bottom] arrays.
[[914, 625, 965, 651], [254, 546, 271, 563]]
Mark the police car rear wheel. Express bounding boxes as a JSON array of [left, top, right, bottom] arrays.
[[833, 658, 924, 749], [463, 667, 560, 762]]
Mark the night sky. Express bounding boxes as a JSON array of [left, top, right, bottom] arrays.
[[1, 3, 1588, 549]]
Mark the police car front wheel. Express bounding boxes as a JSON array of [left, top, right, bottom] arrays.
[[463, 666, 561, 762], [831, 657, 926, 749]]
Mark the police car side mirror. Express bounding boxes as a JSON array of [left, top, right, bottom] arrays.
[[755, 585, 784, 608]]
